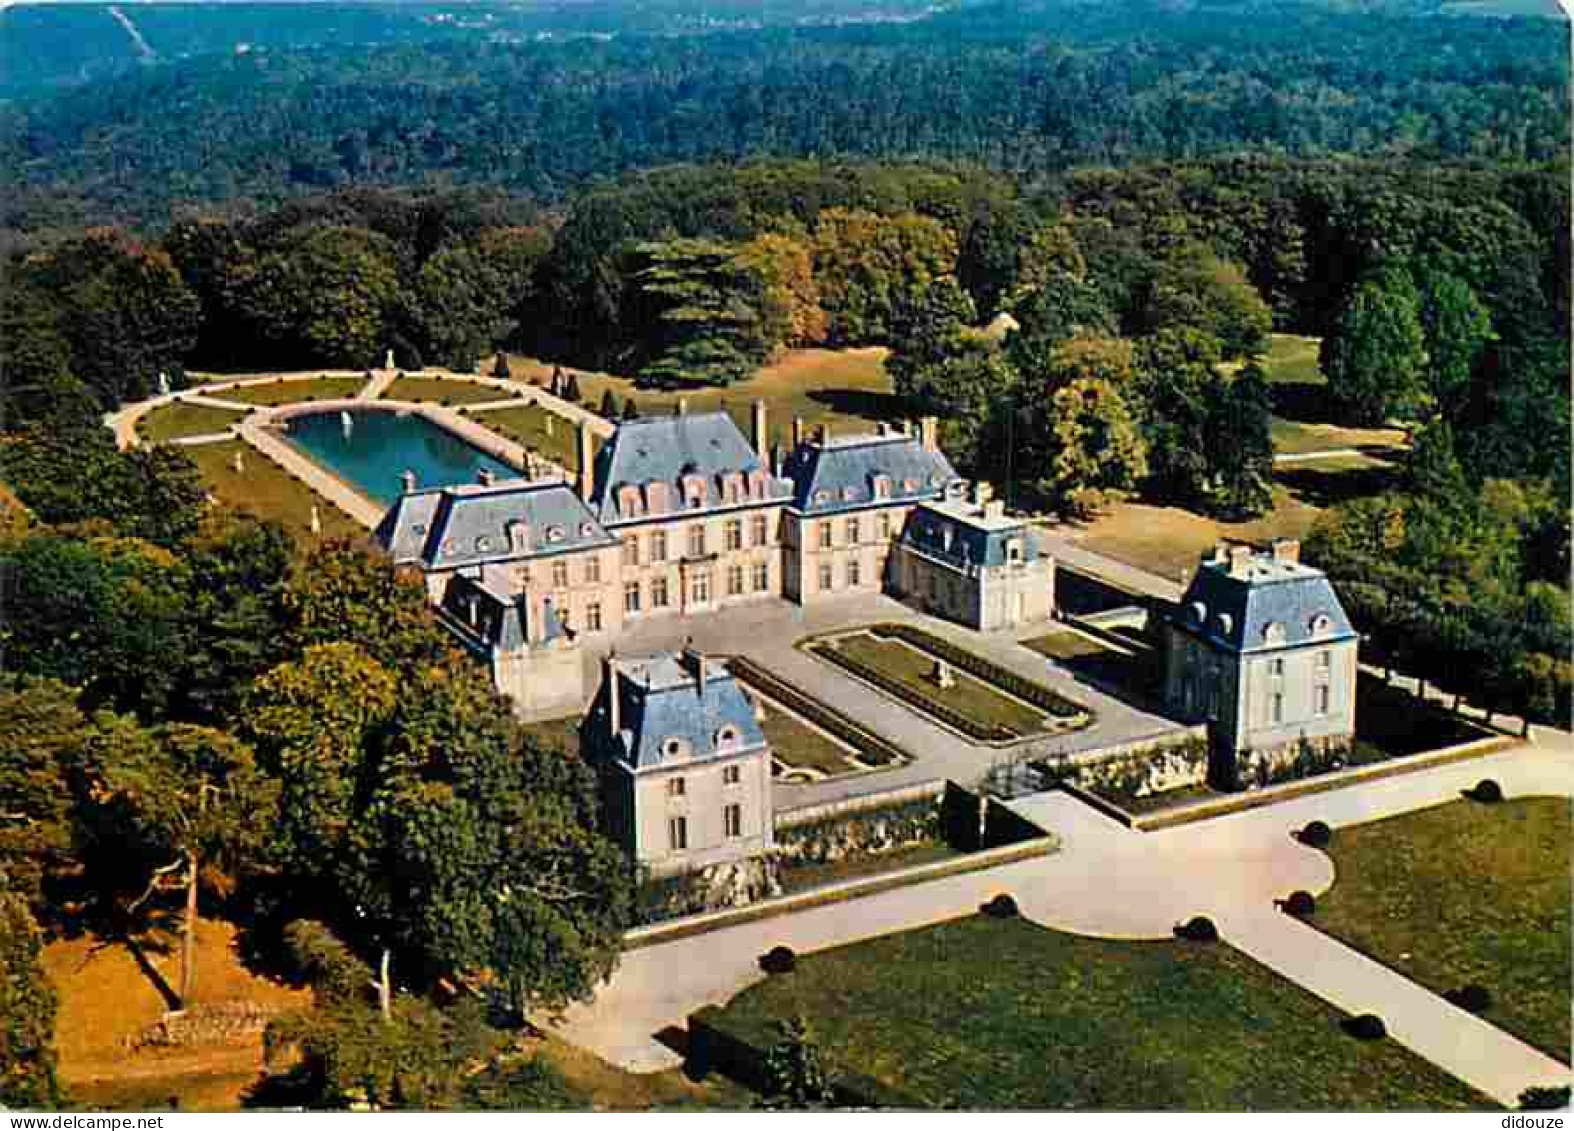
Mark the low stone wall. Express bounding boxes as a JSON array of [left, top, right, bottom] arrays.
[[1033, 726, 1211, 803], [774, 779, 946, 831], [131, 1002, 281, 1050]]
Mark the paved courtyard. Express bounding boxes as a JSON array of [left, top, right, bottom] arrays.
[[551, 734, 1572, 1106]]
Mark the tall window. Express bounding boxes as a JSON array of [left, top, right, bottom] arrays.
[[818, 521, 833, 550], [1315, 683, 1331, 716], [723, 764, 741, 786], [622, 536, 639, 567], [847, 558, 861, 587], [724, 519, 743, 552], [668, 816, 688, 851], [667, 776, 686, 797], [688, 523, 706, 558], [818, 563, 833, 591], [1270, 692, 1284, 725], [624, 581, 641, 614], [584, 554, 600, 584], [551, 560, 569, 589], [691, 570, 711, 604], [724, 803, 742, 839], [1316, 649, 1331, 673], [1270, 658, 1285, 679], [846, 516, 861, 544], [727, 564, 745, 596], [879, 511, 892, 540], [585, 602, 602, 631], [651, 577, 670, 608], [752, 562, 770, 591], [751, 514, 768, 546], [651, 530, 667, 562]]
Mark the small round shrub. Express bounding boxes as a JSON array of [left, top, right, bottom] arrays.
[[1469, 779, 1503, 803], [1519, 1086, 1571, 1111], [1343, 1014, 1387, 1041], [1175, 916, 1219, 943], [1298, 821, 1333, 849], [1446, 984, 1492, 1014], [760, 945, 796, 975], [1282, 890, 1317, 918], [982, 894, 1019, 919]]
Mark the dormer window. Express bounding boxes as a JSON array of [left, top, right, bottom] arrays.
[[506, 520, 530, 553], [903, 478, 919, 492], [412, 523, 427, 536], [546, 525, 565, 543], [813, 490, 830, 504], [475, 536, 492, 553], [930, 475, 944, 487], [580, 522, 595, 538], [872, 474, 891, 500], [1262, 621, 1286, 645], [1309, 613, 1332, 636], [1215, 613, 1234, 636], [662, 737, 691, 761], [714, 725, 739, 753], [841, 486, 858, 502], [1188, 601, 1207, 626]]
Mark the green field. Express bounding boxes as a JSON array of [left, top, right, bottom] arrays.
[[188, 440, 364, 542], [820, 633, 1047, 737], [757, 703, 863, 778], [137, 401, 246, 443], [383, 376, 517, 405], [1315, 797, 1571, 1063], [471, 404, 599, 473], [215, 377, 372, 406], [708, 915, 1491, 1110]]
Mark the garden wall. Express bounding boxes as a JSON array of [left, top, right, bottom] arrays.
[[1035, 727, 1211, 803]]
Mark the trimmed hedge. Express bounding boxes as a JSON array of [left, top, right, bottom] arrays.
[[1468, 779, 1504, 803], [809, 642, 1017, 743], [1175, 916, 1219, 943], [760, 946, 796, 975], [1282, 890, 1316, 918], [1445, 984, 1493, 1014], [1343, 1014, 1387, 1041], [982, 893, 1019, 918], [729, 656, 906, 767], [869, 623, 1087, 720], [1297, 820, 1333, 849]]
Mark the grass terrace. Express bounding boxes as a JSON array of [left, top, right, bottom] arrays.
[[382, 376, 517, 406], [507, 347, 900, 439], [1314, 797, 1571, 1063], [1023, 629, 1157, 701], [810, 631, 1048, 741], [188, 441, 364, 542], [214, 377, 372, 406], [706, 915, 1490, 1110], [757, 704, 867, 780], [470, 404, 598, 473], [138, 401, 247, 443]]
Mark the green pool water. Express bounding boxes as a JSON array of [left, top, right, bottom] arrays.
[[284, 408, 516, 506]]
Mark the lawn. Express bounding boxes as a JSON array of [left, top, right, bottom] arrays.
[[1022, 630, 1157, 701], [530, 1034, 752, 1111], [817, 633, 1047, 738], [1350, 674, 1485, 760], [756, 701, 863, 778], [1271, 417, 1408, 457], [505, 347, 900, 442], [381, 376, 516, 406], [188, 441, 364, 542], [1255, 333, 1325, 386], [213, 377, 372, 406], [1229, 335, 1407, 457], [1314, 797, 1571, 1064], [138, 402, 246, 443], [44, 919, 309, 1112], [707, 915, 1490, 1110], [469, 404, 598, 472]]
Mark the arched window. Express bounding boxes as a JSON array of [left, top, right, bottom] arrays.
[[1262, 621, 1287, 645], [1309, 613, 1332, 636], [1188, 601, 1207, 626], [714, 725, 739, 753]]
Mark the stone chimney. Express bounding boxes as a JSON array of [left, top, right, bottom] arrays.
[[477, 468, 496, 487], [604, 654, 621, 734], [791, 416, 804, 448], [506, 519, 531, 554], [752, 399, 769, 462], [1228, 544, 1254, 578], [1271, 538, 1301, 565], [818, 423, 832, 446], [970, 480, 992, 507], [1203, 543, 1229, 568], [681, 641, 708, 697], [577, 419, 595, 502], [400, 469, 417, 494], [919, 416, 939, 453], [984, 500, 1005, 521], [676, 398, 689, 416]]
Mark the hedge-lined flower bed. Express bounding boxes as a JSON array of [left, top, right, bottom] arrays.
[[728, 655, 907, 767], [869, 623, 1089, 721], [808, 641, 1018, 743]]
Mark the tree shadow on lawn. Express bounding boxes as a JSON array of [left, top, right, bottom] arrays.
[[1270, 380, 1343, 425], [805, 387, 906, 422]]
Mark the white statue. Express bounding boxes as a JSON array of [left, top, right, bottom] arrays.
[[232, 449, 245, 474], [340, 410, 354, 439], [385, 349, 396, 371], [309, 505, 322, 535], [157, 371, 171, 397]]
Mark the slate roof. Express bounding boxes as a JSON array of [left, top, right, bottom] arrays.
[[588, 412, 791, 525], [1170, 554, 1358, 655], [781, 432, 961, 515], [589, 653, 767, 772], [436, 572, 569, 654], [376, 478, 616, 571], [900, 499, 1040, 570]]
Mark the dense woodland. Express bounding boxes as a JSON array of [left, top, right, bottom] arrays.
[[0, 0, 1570, 1110]]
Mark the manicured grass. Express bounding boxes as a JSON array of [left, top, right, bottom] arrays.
[[1022, 630, 1158, 702], [531, 1034, 752, 1111], [382, 376, 516, 406], [507, 347, 900, 442], [709, 915, 1491, 1110], [215, 377, 371, 406], [1256, 333, 1325, 386], [824, 633, 1047, 737], [757, 702, 862, 777], [188, 441, 364, 542], [1023, 631, 1107, 662], [138, 401, 246, 443], [470, 404, 598, 473], [1270, 416, 1408, 456], [776, 841, 958, 895], [1314, 798, 1571, 1064]]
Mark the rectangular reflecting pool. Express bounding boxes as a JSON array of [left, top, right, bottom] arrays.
[[283, 409, 517, 507]]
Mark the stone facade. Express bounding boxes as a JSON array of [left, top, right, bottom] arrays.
[[1162, 540, 1359, 787], [584, 649, 774, 874]]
